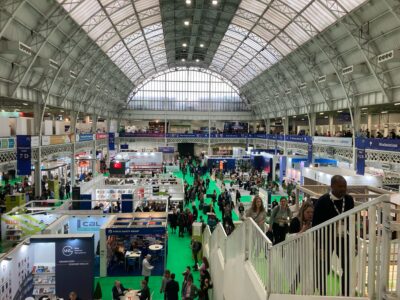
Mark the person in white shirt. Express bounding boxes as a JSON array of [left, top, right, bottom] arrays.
[[142, 254, 154, 283]]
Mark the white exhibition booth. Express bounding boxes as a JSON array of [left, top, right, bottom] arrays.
[[302, 166, 383, 187]]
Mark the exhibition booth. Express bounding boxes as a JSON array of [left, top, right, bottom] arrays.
[[99, 212, 168, 277], [302, 166, 383, 187], [0, 234, 94, 300]]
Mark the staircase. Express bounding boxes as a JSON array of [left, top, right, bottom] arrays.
[[202, 194, 399, 300]]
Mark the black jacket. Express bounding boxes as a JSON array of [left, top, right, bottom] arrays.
[[138, 286, 150, 300], [165, 279, 180, 300], [112, 284, 128, 300], [312, 193, 354, 227]]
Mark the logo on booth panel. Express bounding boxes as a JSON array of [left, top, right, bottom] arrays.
[[62, 245, 74, 257]]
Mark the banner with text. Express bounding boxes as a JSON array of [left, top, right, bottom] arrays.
[[16, 135, 31, 175], [55, 237, 94, 300], [108, 133, 115, 151], [312, 136, 352, 147]]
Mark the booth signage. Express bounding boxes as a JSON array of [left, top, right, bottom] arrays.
[[55, 237, 94, 300], [364, 138, 400, 152], [108, 133, 115, 150], [96, 133, 107, 139], [158, 146, 175, 153], [16, 135, 31, 175], [0, 137, 15, 149], [76, 133, 94, 142], [77, 220, 102, 232], [50, 135, 71, 145], [106, 227, 166, 235], [356, 149, 366, 175], [285, 135, 309, 143], [312, 136, 352, 147]]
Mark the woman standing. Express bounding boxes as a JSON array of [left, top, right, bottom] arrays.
[[245, 195, 267, 229], [289, 201, 314, 235], [268, 197, 292, 244]]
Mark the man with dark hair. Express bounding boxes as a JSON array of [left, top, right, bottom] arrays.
[[165, 273, 180, 300], [312, 175, 354, 297]]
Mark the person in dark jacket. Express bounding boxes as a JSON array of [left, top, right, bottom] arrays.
[[165, 273, 180, 300], [138, 280, 150, 300], [312, 175, 354, 297], [112, 280, 129, 300]]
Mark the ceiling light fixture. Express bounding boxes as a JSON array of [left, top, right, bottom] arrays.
[[337, 110, 343, 113], [199, 43, 204, 48], [212, 0, 218, 5], [361, 107, 368, 110], [185, 0, 191, 4], [196, 59, 200, 62], [184, 20, 190, 26], [324, 116, 328, 119], [319, 112, 324, 115], [381, 111, 388, 114], [182, 43, 187, 47], [181, 58, 186, 62], [394, 103, 400, 106], [293, 116, 297, 118], [22, 103, 28, 106]]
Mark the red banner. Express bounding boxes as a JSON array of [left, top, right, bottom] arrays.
[[96, 133, 107, 140]]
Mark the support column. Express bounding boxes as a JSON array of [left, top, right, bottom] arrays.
[[353, 105, 361, 171], [283, 116, 288, 155], [329, 115, 334, 135], [367, 114, 372, 134], [265, 119, 271, 134], [309, 113, 316, 136], [291, 118, 296, 135], [33, 103, 43, 198], [208, 118, 211, 155], [91, 115, 97, 174], [106, 118, 111, 165], [70, 112, 77, 186]]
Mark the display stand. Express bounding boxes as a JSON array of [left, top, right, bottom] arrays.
[[5, 193, 25, 212], [32, 264, 56, 299]]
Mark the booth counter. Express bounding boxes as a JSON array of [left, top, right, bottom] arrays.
[[100, 212, 168, 277]]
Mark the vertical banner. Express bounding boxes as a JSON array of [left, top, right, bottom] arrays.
[[55, 237, 94, 300], [306, 137, 313, 167], [108, 132, 115, 151], [274, 135, 278, 155], [279, 156, 287, 183], [355, 137, 366, 175], [16, 135, 31, 175]]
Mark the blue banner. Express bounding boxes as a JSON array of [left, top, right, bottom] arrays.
[[108, 132, 115, 151], [106, 227, 166, 235], [279, 156, 287, 183], [307, 139, 313, 167], [16, 135, 31, 175], [363, 138, 400, 152], [355, 137, 366, 175], [158, 146, 175, 153], [55, 237, 94, 300], [77, 133, 93, 142], [285, 135, 309, 143]]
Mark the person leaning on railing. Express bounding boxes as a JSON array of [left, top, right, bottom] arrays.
[[244, 195, 267, 229]]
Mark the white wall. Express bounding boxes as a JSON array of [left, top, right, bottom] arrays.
[[0, 116, 10, 136], [32, 242, 55, 264]]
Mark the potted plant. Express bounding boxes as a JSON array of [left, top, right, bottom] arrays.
[[93, 282, 102, 300]]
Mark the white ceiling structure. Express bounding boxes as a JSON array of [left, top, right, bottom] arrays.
[[0, 0, 399, 120]]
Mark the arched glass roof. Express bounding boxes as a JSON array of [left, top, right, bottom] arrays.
[[127, 68, 248, 112], [57, 0, 367, 89]]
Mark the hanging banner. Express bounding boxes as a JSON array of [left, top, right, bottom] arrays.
[[355, 138, 366, 175], [158, 146, 175, 153], [364, 138, 400, 152], [307, 138, 313, 167], [76, 133, 94, 142], [16, 135, 31, 175], [279, 156, 287, 183], [312, 136, 352, 147], [55, 237, 94, 300], [96, 133, 107, 139], [108, 133, 115, 151]]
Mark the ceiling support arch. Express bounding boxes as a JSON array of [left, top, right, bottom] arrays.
[[0, 0, 26, 38]]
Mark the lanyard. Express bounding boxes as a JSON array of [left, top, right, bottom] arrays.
[[331, 197, 345, 215]]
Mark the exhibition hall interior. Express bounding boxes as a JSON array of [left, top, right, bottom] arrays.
[[0, 0, 400, 299]]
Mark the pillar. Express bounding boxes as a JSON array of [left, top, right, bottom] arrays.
[[309, 113, 316, 136], [265, 118, 271, 134], [283, 116, 288, 155], [33, 103, 43, 198], [352, 105, 361, 171], [70, 112, 77, 186], [329, 115, 334, 135], [291, 118, 296, 135], [91, 115, 97, 174]]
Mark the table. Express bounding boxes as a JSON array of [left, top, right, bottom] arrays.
[[149, 244, 163, 251], [120, 290, 139, 300]]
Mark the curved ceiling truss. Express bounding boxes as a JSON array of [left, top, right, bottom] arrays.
[[0, 0, 399, 121]]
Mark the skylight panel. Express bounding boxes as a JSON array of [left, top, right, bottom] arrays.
[[232, 16, 257, 31], [337, 0, 367, 12], [302, 2, 336, 31], [70, 0, 102, 26], [263, 7, 290, 29], [239, 0, 267, 16], [109, 5, 134, 24], [283, 0, 312, 13], [285, 22, 310, 45], [135, 0, 159, 12]]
